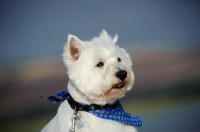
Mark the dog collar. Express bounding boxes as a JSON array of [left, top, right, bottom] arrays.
[[41, 90, 118, 111], [41, 90, 142, 127]]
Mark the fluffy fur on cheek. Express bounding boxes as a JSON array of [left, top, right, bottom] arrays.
[[71, 55, 114, 101]]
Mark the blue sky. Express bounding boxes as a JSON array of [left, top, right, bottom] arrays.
[[0, 0, 200, 63]]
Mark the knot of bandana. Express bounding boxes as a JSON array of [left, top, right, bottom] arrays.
[[40, 90, 67, 103], [41, 90, 142, 127]]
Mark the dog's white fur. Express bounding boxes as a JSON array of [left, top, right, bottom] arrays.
[[41, 30, 137, 132]]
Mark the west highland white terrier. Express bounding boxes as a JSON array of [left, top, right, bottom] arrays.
[[41, 30, 142, 132]]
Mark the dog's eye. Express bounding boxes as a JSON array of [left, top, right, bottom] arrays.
[[96, 61, 104, 67], [117, 57, 121, 62]]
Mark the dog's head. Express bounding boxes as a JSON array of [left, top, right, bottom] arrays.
[[63, 30, 134, 105]]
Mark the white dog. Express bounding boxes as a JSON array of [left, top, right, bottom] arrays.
[[41, 30, 142, 132]]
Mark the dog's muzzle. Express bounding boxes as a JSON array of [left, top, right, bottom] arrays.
[[113, 70, 127, 89]]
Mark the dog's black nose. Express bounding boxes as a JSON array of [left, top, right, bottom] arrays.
[[116, 70, 127, 80]]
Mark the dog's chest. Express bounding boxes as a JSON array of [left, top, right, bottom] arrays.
[[72, 111, 136, 132]]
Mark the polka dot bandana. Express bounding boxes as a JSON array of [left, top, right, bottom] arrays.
[[85, 100, 142, 127]]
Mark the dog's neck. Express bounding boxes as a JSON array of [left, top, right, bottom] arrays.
[[68, 80, 117, 105], [68, 80, 93, 105]]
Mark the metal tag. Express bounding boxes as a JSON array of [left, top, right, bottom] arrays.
[[75, 119, 84, 129]]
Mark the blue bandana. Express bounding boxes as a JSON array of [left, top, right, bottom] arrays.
[[41, 90, 142, 127]]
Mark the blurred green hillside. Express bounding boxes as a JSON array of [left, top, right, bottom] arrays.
[[0, 50, 200, 132]]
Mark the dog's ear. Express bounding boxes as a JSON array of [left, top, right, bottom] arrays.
[[100, 29, 118, 44], [64, 34, 85, 61]]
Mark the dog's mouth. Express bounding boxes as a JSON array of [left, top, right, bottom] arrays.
[[112, 81, 125, 89]]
